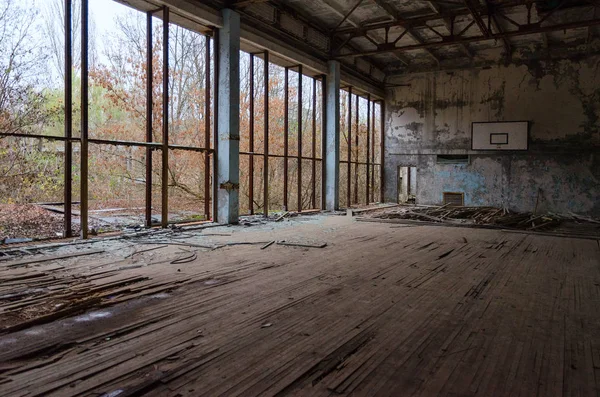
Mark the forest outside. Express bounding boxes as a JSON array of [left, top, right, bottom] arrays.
[[0, 0, 380, 240]]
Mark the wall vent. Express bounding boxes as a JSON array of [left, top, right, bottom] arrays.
[[280, 14, 305, 39], [437, 154, 469, 164], [246, 3, 276, 24], [443, 192, 464, 206], [307, 28, 329, 51]]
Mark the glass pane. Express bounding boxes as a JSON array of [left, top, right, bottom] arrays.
[[301, 159, 313, 210], [90, 0, 148, 142], [253, 155, 265, 213], [240, 52, 251, 153], [253, 57, 265, 155], [268, 64, 285, 156], [0, 137, 66, 240], [287, 158, 298, 211], [168, 150, 206, 223], [339, 90, 349, 161], [88, 143, 146, 231], [239, 154, 250, 215], [339, 161, 348, 209], [267, 156, 285, 212]]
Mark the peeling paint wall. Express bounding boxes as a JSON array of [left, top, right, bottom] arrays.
[[384, 56, 600, 216]]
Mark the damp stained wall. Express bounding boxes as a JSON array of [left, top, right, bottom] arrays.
[[384, 56, 600, 216]]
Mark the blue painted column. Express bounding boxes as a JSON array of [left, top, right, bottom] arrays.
[[216, 9, 240, 224], [324, 61, 340, 211]]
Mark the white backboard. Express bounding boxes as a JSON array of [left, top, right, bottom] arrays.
[[471, 121, 529, 150]]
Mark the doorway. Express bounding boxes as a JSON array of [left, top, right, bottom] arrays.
[[397, 166, 416, 203]]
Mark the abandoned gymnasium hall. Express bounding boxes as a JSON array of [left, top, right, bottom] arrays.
[[0, 0, 599, 396]]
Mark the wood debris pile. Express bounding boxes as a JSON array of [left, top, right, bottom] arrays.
[[370, 204, 565, 231]]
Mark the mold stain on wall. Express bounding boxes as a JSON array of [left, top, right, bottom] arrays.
[[384, 54, 600, 216]]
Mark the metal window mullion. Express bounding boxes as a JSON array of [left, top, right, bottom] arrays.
[[311, 77, 316, 210], [366, 94, 370, 205], [161, 7, 169, 228], [64, 0, 73, 237], [348, 95, 360, 204], [263, 51, 269, 217], [212, 28, 219, 222], [283, 66, 289, 211], [320, 74, 327, 211], [248, 53, 255, 215], [204, 35, 211, 220], [380, 101, 385, 202], [370, 98, 375, 203], [347, 87, 352, 208], [297, 65, 302, 212], [80, 0, 89, 239], [145, 11, 153, 228]]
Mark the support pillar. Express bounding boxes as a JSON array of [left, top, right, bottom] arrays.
[[216, 9, 240, 224], [324, 61, 340, 211]]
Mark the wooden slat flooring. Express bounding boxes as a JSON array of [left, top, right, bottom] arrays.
[[0, 217, 598, 396]]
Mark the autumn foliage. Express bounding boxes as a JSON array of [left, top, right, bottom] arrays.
[[0, 1, 382, 228]]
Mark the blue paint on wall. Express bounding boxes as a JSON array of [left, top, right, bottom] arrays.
[[435, 166, 490, 206]]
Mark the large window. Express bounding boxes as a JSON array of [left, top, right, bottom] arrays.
[[339, 88, 383, 208]]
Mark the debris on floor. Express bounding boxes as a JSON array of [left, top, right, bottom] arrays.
[[363, 204, 599, 234], [0, 215, 598, 396]]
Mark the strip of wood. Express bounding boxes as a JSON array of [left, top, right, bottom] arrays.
[[501, 229, 599, 240], [277, 242, 328, 249], [348, 204, 401, 216], [261, 241, 276, 250], [2, 249, 106, 269]]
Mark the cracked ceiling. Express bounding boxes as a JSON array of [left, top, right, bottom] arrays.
[[230, 0, 600, 83]]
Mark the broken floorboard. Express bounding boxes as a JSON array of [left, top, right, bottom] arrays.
[[0, 216, 599, 396]]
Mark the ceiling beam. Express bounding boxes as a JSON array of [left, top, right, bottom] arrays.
[[233, 0, 386, 92], [333, 0, 566, 36], [425, 1, 474, 58], [333, 16, 600, 58], [232, 0, 270, 7], [588, 6, 598, 43], [463, 0, 490, 36], [320, 0, 412, 67], [333, 0, 364, 31], [369, 0, 440, 64], [485, 1, 512, 61]]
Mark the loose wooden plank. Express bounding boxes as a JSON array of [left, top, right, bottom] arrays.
[[2, 249, 105, 269]]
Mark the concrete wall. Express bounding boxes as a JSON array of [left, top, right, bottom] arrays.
[[384, 56, 600, 216]]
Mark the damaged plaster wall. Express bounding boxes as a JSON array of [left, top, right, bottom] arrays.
[[384, 55, 600, 216]]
